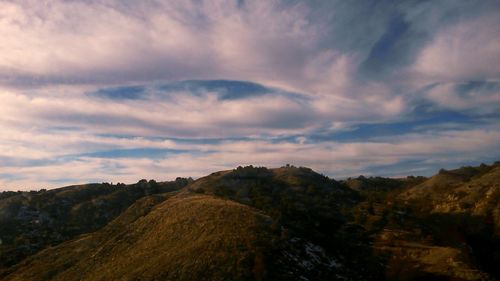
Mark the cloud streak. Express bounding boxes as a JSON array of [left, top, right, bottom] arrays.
[[0, 0, 499, 189]]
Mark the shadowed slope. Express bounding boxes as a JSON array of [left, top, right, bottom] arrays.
[[186, 166, 380, 280], [350, 162, 499, 280]]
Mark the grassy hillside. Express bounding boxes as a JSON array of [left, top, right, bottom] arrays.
[[0, 178, 190, 272], [394, 162, 500, 279], [346, 162, 499, 280], [400, 163, 500, 222], [0, 162, 498, 281], [3, 193, 283, 281]]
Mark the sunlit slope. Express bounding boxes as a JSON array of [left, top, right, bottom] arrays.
[[0, 179, 188, 271], [3, 193, 279, 281], [400, 163, 500, 233]]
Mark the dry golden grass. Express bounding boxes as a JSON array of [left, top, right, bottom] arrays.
[[400, 166, 500, 234], [3, 193, 277, 281], [375, 234, 490, 280]]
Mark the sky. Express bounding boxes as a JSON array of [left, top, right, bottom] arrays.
[[1, 0, 499, 190]]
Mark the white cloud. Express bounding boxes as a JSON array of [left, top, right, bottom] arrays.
[[414, 15, 500, 82], [2, 127, 499, 190], [0, 0, 499, 190], [424, 83, 500, 113], [0, 0, 345, 95], [0, 83, 407, 141]]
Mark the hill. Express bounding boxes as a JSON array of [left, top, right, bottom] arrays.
[[393, 162, 500, 278], [2, 193, 282, 281], [400, 163, 500, 222], [0, 178, 191, 272], [0, 162, 498, 280], [346, 162, 499, 280]]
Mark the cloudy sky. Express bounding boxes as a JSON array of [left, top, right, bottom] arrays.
[[1, 0, 499, 190]]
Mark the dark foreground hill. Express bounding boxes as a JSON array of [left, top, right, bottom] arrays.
[[0, 162, 498, 280]]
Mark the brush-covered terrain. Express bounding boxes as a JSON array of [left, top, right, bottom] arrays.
[[0, 178, 192, 271], [0, 162, 498, 281]]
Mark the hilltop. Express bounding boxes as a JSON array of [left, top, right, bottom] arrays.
[[0, 162, 498, 280]]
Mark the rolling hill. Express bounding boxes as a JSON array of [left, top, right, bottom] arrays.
[[0, 162, 498, 280], [3, 193, 281, 281], [0, 178, 191, 272]]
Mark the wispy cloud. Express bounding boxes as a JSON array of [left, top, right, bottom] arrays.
[[0, 0, 499, 189]]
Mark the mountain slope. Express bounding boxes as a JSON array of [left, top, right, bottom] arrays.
[[0, 179, 190, 272], [400, 163, 500, 226], [185, 165, 377, 280], [0, 163, 498, 281], [394, 163, 500, 279], [3, 193, 281, 281], [346, 162, 499, 280]]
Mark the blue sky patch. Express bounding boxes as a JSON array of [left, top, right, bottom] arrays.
[[157, 80, 270, 100], [78, 148, 187, 159], [92, 85, 147, 100]]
